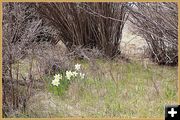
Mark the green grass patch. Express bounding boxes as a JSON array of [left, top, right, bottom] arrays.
[[18, 59, 177, 118]]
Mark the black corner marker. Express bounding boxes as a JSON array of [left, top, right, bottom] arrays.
[[165, 105, 180, 120]]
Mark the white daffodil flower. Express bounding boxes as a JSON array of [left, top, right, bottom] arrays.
[[79, 73, 85, 79], [72, 71, 78, 77], [75, 63, 81, 71], [52, 79, 60, 86], [66, 71, 73, 80], [52, 74, 62, 86], [54, 74, 62, 81]]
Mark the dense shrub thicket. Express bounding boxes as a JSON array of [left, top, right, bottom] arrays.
[[3, 3, 37, 116], [128, 2, 178, 65], [2, 2, 57, 116], [38, 3, 129, 58]]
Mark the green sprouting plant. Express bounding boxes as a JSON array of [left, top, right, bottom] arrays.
[[49, 63, 85, 96]]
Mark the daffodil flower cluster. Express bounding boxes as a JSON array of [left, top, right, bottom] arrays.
[[51, 63, 85, 86], [51, 74, 62, 86], [66, 71, 78, 80], [66, 63, 85, 80]]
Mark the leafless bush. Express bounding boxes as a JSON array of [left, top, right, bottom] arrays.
[[37, 2, 129, 58], [2, 2, 53, 117], [127, 2, 178, 65]]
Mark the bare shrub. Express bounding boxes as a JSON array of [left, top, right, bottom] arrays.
[[127, 2, 178, 65], [2, 2, 55, 116], [37, 2, 129, 58]]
